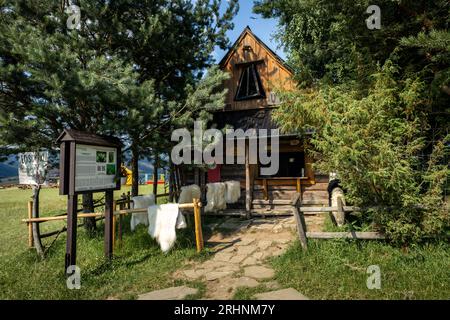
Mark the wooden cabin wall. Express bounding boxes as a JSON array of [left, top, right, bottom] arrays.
[[222, 31, 295, 111]]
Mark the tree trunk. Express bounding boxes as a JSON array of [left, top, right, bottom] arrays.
[[168, 164, 174, 202], [32, 185, 45, 258], [153, 154, 159, 201], [82, 192, 96, 235], [131, 145, 139, 197]]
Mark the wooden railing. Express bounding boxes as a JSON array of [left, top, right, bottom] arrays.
[[23, 196, 204, 254], [289, 193, 385, 250], [254, 177, 315, 200]]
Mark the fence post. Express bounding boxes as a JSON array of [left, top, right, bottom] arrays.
[[28, 200, 34, 248], [292, 193, 308, 250], [193, 198, 204, 252], [112, 200, 117, 249]]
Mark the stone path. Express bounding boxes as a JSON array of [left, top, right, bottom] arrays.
[[136, 215, 317, 300], [255, 288, 309, 300], [172, 216, 310, 300], [138, 286, 198, 300]]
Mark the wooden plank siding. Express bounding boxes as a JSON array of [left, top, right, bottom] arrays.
[[220, 27, 296, 111], [178, 27, 331, 214]]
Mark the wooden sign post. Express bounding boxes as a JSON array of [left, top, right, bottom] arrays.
[[57, 130, 122, 273]]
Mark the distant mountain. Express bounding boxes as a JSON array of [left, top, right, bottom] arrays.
[[0, 163, 18, 178], [0, 154, 158, 178]]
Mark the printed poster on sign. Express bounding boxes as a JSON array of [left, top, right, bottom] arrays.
[[75, 144, 117, 192], [18, 151, 49, 185]]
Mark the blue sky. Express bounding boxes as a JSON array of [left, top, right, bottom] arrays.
[[213, 0, 286, 63]]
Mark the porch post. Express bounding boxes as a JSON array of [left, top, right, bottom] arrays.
[[245, 139, 252, 217]]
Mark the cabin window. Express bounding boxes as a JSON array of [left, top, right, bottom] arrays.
[[235, 64, 265, 101], [260, 152, 306, 178]]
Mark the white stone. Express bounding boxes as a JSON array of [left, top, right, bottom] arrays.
[[138, 286, 198, 300], [232, 277, 259, 289], [229, 254, 247, 264], [254, 288, 308, 300], [244, 266, 275, 280], [206, 271, 233, 281], [242, 257, 259, 266], [258, 240, 273, 250]]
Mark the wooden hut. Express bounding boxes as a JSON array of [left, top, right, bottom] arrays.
[[178, 27, 330, 215]]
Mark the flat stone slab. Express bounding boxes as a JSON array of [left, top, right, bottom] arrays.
[[264, 281, 282, 290], [274, 238, 291, 244], [242, 256, 259, 266], [254, 288, 309, 300], [250, 223, 275, 230], [232, 277, 259, 289], [244, 266, 275, 280], [252, 252, 264, 259], [258, 240, 273, 250], [213, 253, 233, 262], [219, 219, 251, 230], [206, 271, 233, 281], [138, 286, 198, 300], [216, 264, 240, 273], [237, 245, 258, 256], [229, 254, 247, 264], [183, 269, 203, 280], [235, 238, 256, 246]]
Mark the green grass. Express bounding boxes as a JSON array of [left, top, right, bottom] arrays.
[[1, 187, 449, 300], [233, 215, 450, 300], [268, 239, 450, 300], [0, 186, 205, 300]]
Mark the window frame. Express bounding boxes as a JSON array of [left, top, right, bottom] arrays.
[[234, 63, 266, 101]]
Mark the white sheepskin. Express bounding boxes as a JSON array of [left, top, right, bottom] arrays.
[[130, 194, 155, 232], [331, 188, 346, 227], [205, 182, 227, 213], [225, 181, 241, 204], [148, 204, 186, 252], [178, 184, 201, 204]]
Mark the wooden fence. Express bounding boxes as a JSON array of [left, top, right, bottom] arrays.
[[23, 192, 205, 255], [289, 193, 385, 250]]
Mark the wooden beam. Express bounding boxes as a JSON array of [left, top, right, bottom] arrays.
[[27, 200, 33, 248], [245, 140, 252, 216], [104, 190, 114, 260], [65, 194, 78, 273], [193, 198, 204, 252], [234, 59, 265, 68], [298, 206, 360, 213], [306, 232, 385, 240], [254, 177, 316, 187], [263, 179, 268, 200], [112, 200, 117, 249], [252, 199, 293, 205], [291, 193, 308, 250], [23, 202, 204, 223]]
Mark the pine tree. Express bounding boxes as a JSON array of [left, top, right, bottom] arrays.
[[1, 1, 237, 199]]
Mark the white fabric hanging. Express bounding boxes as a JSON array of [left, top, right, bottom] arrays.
[[205, 182, 227, 213], [148, 204, 187, 252], [178, 184, 201, 204], [130, 195, 155, 231], [225, 181, 241, 204]]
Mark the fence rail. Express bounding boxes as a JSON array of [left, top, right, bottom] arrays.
[[289, 193, 385, 249]]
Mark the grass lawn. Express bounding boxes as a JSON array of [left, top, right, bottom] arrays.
[[235, 238, 450, 300], [0, 186, 207, 300], [1, 187, 449, 300]]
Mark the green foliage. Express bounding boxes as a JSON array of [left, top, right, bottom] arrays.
[[269, 240, 450, 300], [274, 63, 449, 243], [256, 0, 450, 243], [0, 0, 238, 169]]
